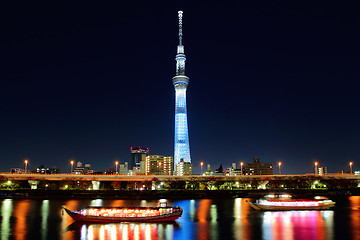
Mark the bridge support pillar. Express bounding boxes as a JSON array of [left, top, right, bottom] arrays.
[[92, 181, 100, 190], [257, 181, 269, 190], [28, 180, 40, 190]]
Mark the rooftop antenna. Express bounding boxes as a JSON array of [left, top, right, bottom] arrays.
[[178, 11, 183, 46]]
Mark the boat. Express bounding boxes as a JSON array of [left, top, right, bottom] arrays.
[[246, 194, 335, 211], [64, 206, 183, 223]]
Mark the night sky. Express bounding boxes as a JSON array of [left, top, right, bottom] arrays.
[[1, 1, 359, 174]]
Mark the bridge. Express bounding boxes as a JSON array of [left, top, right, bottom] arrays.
[[1, 172, 359, 181], [1, 172, 359, 191]]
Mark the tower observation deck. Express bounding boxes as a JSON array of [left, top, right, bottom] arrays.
[[173, 10, 191, 168]]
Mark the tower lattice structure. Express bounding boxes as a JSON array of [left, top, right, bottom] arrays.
[[173, 11, 191, 168]]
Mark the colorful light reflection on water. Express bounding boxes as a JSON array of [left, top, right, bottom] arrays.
[[70, 222, 175, 240], [0, 197, 357, 239], [262, 210, 334, 240]]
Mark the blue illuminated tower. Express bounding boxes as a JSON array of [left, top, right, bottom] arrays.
[[173, 11, 191, 168]]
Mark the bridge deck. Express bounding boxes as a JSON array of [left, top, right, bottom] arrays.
[[1, 173, 359, 181]]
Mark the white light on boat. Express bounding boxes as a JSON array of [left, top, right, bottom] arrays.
[[260, 200, 321, 207]]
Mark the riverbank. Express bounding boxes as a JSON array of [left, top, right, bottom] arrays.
[[0, 189, 358, 199]]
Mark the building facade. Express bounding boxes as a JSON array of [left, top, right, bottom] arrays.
[[175, 158, 193, 176], [317, 167, 328, 175], [118, 162, 128, 175], [173, 11, 191, 168], [36, 165, 60, 174], [72, 161, 94, 174], [130, 146, 149, 171], [243, 158, 273, 175], [230, 169, 243, 176], [145, 155, 174, 175], [10, 168, 24, 173]]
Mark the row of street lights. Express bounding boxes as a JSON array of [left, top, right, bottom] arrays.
[[70, 160, 121, 173], [200, 160, 355, 175], [21, 159, 123, 174], [280, 161, 355, 175], [314, 161, 354, 174], [20, 159, 356, 175]]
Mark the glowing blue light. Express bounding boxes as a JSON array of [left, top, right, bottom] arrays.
[[173, 81, 189, 85], [173, 11, 191, 170], [174, 87, 191, 167]]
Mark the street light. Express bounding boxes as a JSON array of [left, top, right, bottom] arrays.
[[158, 162, 162, 175], [314, 162, 318, 175], [115, 161, 119, 174], [70, 160, 74, 173], [240, 162, 244, 175], [350, 162, 353, 174], [200, 162, 204, 175], [24, 159, 28, 173], [278, 162, 282, 175]]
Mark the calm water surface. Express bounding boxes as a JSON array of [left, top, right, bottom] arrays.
[[1, 196, 360, 240]]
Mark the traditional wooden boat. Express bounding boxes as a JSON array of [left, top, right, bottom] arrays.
[[64, 206, 183, 223], [246, 194, 335, 211]]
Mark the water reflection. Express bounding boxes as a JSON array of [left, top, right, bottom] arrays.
[[14, 199, 30, 240], [349, 196, 360, 239], [233, 198, 251, 239], [196, 199, 211, 240], [189, 199, 195, 221], [61, 199, 81, 240], [0, 197, 349, 240], [63, 222, 179, 240], [262, 210, 334, 240], [209, 204, 218, 239], [1, 199, 13, 240], [90, 198, 103, 206], [41, 200, 49, 240]]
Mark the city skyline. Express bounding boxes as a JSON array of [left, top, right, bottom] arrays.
[[1, 1, 359, 174]]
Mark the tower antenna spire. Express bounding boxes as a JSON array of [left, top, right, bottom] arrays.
[[178, 10, 183, 45]]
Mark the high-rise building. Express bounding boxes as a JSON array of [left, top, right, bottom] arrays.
[[145, 155, 174, 175], [130, 147, 149, 170], [173, 11, 191, 168]]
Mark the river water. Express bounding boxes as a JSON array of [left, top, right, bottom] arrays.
[[0, 196, 359, 240]]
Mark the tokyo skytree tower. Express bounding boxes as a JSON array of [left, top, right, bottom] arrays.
[[173, 10, 191, 167]]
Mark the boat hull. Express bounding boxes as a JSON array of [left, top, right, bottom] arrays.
[[246, 200, 335, 211], [64, 208, 182, 223]]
